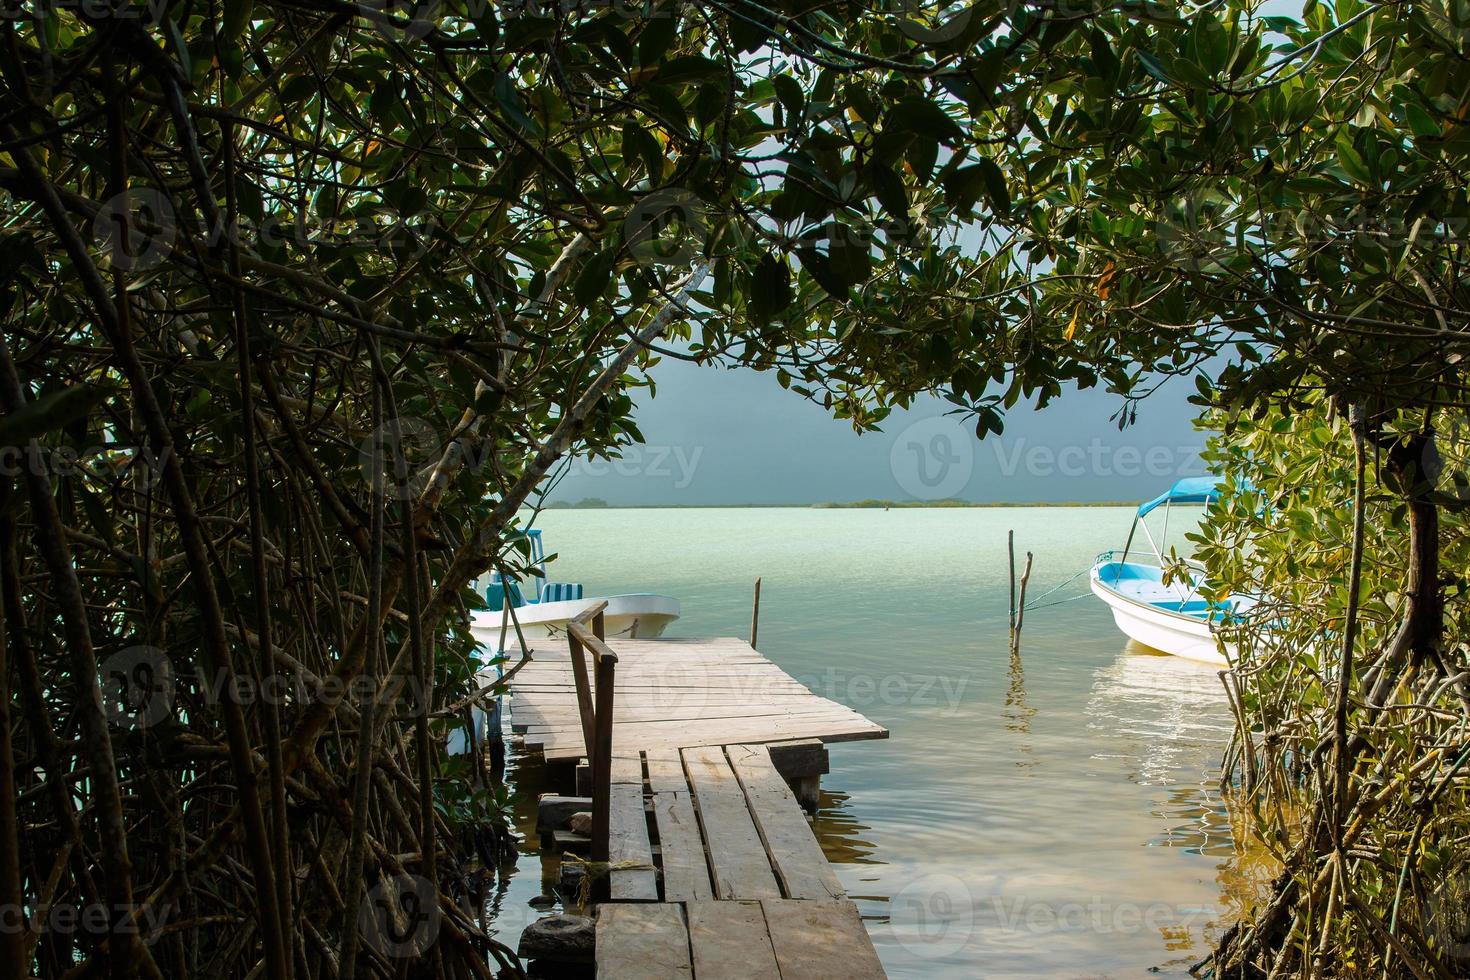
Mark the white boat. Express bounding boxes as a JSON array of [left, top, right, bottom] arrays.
[[468, 529, 680, 654], [451, 528, 680, 762], [1090, 477, 1255, 667]]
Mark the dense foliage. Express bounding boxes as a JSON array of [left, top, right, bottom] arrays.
[[0, 1, 1100, 977], [3, 0, 1469, 976]]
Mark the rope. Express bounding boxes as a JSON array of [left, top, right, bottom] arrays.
[[1020, 564, 1094, 612]]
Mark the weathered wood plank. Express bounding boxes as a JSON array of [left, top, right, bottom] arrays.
[[686, 901, 780, 980], [727, 743, 844, 901], [610, 753, 644, 785], [644, 749, 688, 795], [596, 903, 692, 979], [681, 747, 780, 900], [608, 781, 658, 902], [760, 900, 885, 980], [651, 790, 712, 902]]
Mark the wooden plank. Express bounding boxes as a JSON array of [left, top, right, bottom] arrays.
[[596, 903, 692, 979], [608, 782, 658, 902], [686, 901, 780, 980], [726, 744, 844, 901], [537, 727, 886, 763], [535, 717, 887, 761], [610, 753, 644, 785], [681, 747, 780, 900], [644, 749, 689, 794], [651, 791, 712, 902], [761, 900, 885, 980]]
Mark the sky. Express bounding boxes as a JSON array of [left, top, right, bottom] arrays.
[[544, 357, 1210, 506]]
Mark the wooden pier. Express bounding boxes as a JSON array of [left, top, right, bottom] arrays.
[[509, 606, 889, 979]]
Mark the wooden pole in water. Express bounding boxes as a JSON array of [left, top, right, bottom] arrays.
[[750, 577, 762, 650], [1012, 551, 1034, 654], [1007, 531, 1017, 639]]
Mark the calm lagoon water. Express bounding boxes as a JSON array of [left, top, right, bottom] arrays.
[[485, 507, 1274, 979]]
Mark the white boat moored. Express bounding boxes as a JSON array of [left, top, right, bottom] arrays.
[[1090, 477, 1255, 666]]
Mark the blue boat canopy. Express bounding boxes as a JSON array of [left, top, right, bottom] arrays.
[[1136, 476, 1250, 518]]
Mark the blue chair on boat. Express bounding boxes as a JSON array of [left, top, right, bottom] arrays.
[[488, 575, 524, 609], [540, 582, 584, 603]]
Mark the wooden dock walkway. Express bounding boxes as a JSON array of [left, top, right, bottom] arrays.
[[508, 617, 889, 979], [510, 636, 888, 762]]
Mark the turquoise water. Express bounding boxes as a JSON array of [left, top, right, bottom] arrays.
[[487, 507, 1271, 979]]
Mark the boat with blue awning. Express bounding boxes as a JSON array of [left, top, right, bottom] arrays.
[[1089, 477, 1256, 666]]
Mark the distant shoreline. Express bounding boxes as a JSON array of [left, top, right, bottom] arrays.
[[543, 498, 1136, 510]]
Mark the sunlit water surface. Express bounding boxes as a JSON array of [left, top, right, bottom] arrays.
[[481, 507, 1276, 979]]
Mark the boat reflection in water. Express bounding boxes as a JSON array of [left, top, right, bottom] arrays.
[[1086, 641, 1280, 957]]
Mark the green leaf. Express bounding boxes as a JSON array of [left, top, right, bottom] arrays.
[[825, 222, 872, 288], [976, 157, 1010, 216], [573, 247, 619, 305], [638, 11, 678, 66], [894, 97, 964, 145], [868, 164, 909, 221], [657, 56, 726, 87], [749, 253, 792, 322], [1334, 133, 1372, 184], [221, 0, 253, 42], [773, 74, 804, 121], [1136, 50, 1172, 83]]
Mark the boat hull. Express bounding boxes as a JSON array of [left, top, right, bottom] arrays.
[[1090, 573, 1231, 667], [469, 593, 680, 652]]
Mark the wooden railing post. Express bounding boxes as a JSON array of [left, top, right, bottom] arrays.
[[565, 601, 609, 773], [566, 630, 596, 768], [590, 645, 617, 868]]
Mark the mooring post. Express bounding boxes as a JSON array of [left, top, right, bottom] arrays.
[[751, 576, 762, 650], [1012, 551, 1034, 654], [1008, 530, 1017, 640]]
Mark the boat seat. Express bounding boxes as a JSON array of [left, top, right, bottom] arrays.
[[488, 576, 525, 609], [540, 582, 584, 603]]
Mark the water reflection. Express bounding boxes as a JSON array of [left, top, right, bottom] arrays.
[[812, 788, 881, 866], [1085, 643, 1279, 956]]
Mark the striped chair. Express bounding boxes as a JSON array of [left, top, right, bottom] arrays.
[[539, 582, 585, 603]]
